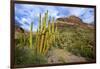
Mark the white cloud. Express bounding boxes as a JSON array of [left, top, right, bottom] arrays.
[[68, 7, 86, 16], [15, 4, 94, 31]]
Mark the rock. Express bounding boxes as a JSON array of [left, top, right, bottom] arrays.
[[57, 15, 83, 24]]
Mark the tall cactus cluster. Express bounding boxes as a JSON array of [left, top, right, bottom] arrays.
[[29, 11, 59, 56], [36, 11, 59, 55]]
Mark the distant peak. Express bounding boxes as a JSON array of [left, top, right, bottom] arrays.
[[57, 15, 83, 24]]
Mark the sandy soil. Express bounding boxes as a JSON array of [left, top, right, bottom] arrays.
[[47, 48, 87, 64]]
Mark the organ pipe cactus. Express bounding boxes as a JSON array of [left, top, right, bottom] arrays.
[[32, 11, 59, 56]]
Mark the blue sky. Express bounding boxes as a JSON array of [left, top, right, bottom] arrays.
[[15, 4, 94, 32]]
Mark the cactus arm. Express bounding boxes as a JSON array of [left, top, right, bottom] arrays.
[[39, 13, 42, 32], [39, 33, 44, 54], [42, 30, 48, 55], [29, 22, 33, 49]]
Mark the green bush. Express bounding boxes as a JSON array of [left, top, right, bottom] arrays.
[[57, 26, 95, 60], [15, 46, 47, 65]]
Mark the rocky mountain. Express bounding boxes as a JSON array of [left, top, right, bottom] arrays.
[[56, 15, 94, 29], [57, 15, 83, 24], [15, 24, 24, 33]]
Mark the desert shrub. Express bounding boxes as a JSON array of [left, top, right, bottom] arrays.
[[15, 46, 47, 65], [57, 26, 95, 60], [15, 32, 29, 47]]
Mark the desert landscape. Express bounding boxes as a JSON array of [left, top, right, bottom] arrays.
[[14, 4, 95, 65]]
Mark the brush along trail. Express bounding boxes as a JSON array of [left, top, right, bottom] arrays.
[[47, 48, 87, 64]]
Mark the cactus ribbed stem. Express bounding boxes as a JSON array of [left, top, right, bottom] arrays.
[[42, 31, 48, 55], [40, 33, 44, 54], [43, 32, 49, 55], [39, 13, 42, 32], [29, 22, 33, 49]]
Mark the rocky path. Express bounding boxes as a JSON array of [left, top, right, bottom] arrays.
[[47, 48, 87, 64]]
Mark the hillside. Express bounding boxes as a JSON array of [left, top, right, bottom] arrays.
[[52, 16, 95, 61], [56, 15, 94, 29], [15, 15, 95, 65], [47, 16, 95, 62]]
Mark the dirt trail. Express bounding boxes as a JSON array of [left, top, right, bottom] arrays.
[[47, 48, 87, 64]]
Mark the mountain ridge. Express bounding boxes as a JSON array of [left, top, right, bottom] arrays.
[[56, 15, 94, 29]]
